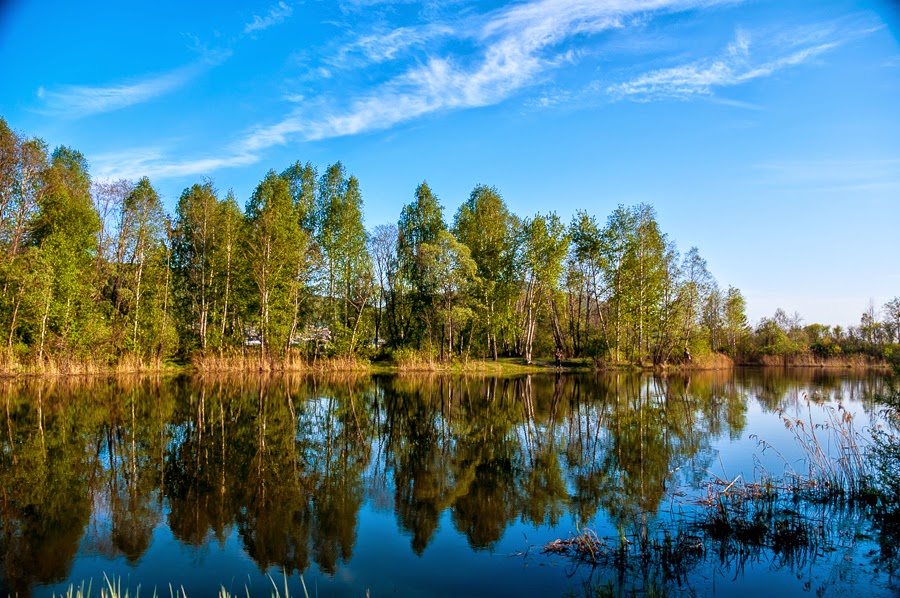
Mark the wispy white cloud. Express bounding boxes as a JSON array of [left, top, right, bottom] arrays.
[[253, 0, 736, 145], [607, 18, 883, 102], [753, 158, 900, 193], [608, 30, 839, 100], [245, 2, 293, 34], [38, 52, 230, 118], [40, 66, 198, 118], [92, 145, 260, 182], [525, 80, 606, 110], [329, 24, 456, 67]]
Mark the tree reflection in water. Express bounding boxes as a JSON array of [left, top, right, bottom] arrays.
[[0, 369, 890, 595]]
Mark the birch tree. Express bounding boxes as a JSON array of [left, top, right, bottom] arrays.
[[453, 185, 516, 360], [173, 182, 218, 352], [246, 171, 302, 356], [518, 213, 568, 364]]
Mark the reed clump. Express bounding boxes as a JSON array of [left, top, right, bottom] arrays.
[[749, 353, 889, 368], [761, 395, 871, 500], [0, 350, 178, 377], [190, 350, 370, 373], [541, 392, 900, 594], [392, 348, 440, 372], [18, 355, 108, 376], [541, 526, 705, 587], [53, 573, 311, 598]]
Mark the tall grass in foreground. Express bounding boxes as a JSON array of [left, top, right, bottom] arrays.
[[52, 573, 314, 598]]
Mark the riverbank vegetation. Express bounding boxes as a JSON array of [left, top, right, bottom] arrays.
[[1, 117, 897, 374], [541, 374, 900, 595]]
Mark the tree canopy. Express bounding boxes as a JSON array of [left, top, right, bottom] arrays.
[[0, 116, 894, 369]]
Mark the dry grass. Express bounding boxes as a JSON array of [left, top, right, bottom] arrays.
[[541, 527, 705, 582], [753, 354, 889, 368], [18, 355, 107, 376], [680, 352, 735, 370], [0, 351, 179, 377], [761, 395, 871, 499], [191, 350, 371, 374], [393, 349, 441, 372]]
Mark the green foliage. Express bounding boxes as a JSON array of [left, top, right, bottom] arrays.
[[518, 212, 569, 363], [1, 117, 895, 369], [395, 181, 447, 349], [246, 171, 304, 356], [316, 164, 371, 352], [453, 185, 517, 359], [417, 230, 479, 359]]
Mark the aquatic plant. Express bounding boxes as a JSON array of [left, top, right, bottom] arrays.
[[540, 392, 900, 595], [52, 573, 313, 598]]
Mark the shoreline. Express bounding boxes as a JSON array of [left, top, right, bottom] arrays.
[[0, 354, 892, 379]]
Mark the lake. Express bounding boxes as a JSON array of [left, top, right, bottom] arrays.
[[0, 369, 896, 597]]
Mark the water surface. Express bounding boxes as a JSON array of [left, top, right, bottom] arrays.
[[0, 369, 894, 596]]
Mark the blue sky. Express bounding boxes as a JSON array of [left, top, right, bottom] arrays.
[[1, 0, 898, 326]]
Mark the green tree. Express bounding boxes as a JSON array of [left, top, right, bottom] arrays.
[[0, 118, 47, 262], [417, 230, 479, 360], [281, 162, 318, 353], [172, 181, 219, 353], [0, 120, 50, 356], [723, 286, 748, 356], [599, 206, 636, 363], [453, 185, 517, 360], [119, 178, 167, 358], [622, 204, 667, 363], [208, 191, 247, 348], [30, 146, 103, 360], [678, 246, 714, 360], [396, 182, 446, 349], [567, 210, 609, 358], [518, 213, 568, 364], [246, 171, 303, 356], [316, 164, 371, 354], [703, 284, 723, 353]]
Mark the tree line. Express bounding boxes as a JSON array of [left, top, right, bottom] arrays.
[[0, 117, 895, 368]]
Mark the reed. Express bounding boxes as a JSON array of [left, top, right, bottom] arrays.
[[760, 395, 871, 500], [190, 350, 371, 374], [53, 573, 312, 598], [392, 348, 441, 372], [748, 353, 889, 368]]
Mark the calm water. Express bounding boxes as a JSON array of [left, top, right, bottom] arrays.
[[0, 369, 895, 597]]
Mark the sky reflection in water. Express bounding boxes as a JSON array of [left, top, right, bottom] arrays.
[[0, 369, 894, 597]]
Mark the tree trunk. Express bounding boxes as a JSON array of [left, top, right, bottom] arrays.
[[38, 286, 52, 361], [132, 243, 144, 354], [7, 289, 22, 350], [160, 243, 172, 362]]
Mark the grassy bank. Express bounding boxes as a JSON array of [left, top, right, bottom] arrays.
[[0, 347, 891, 378]]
